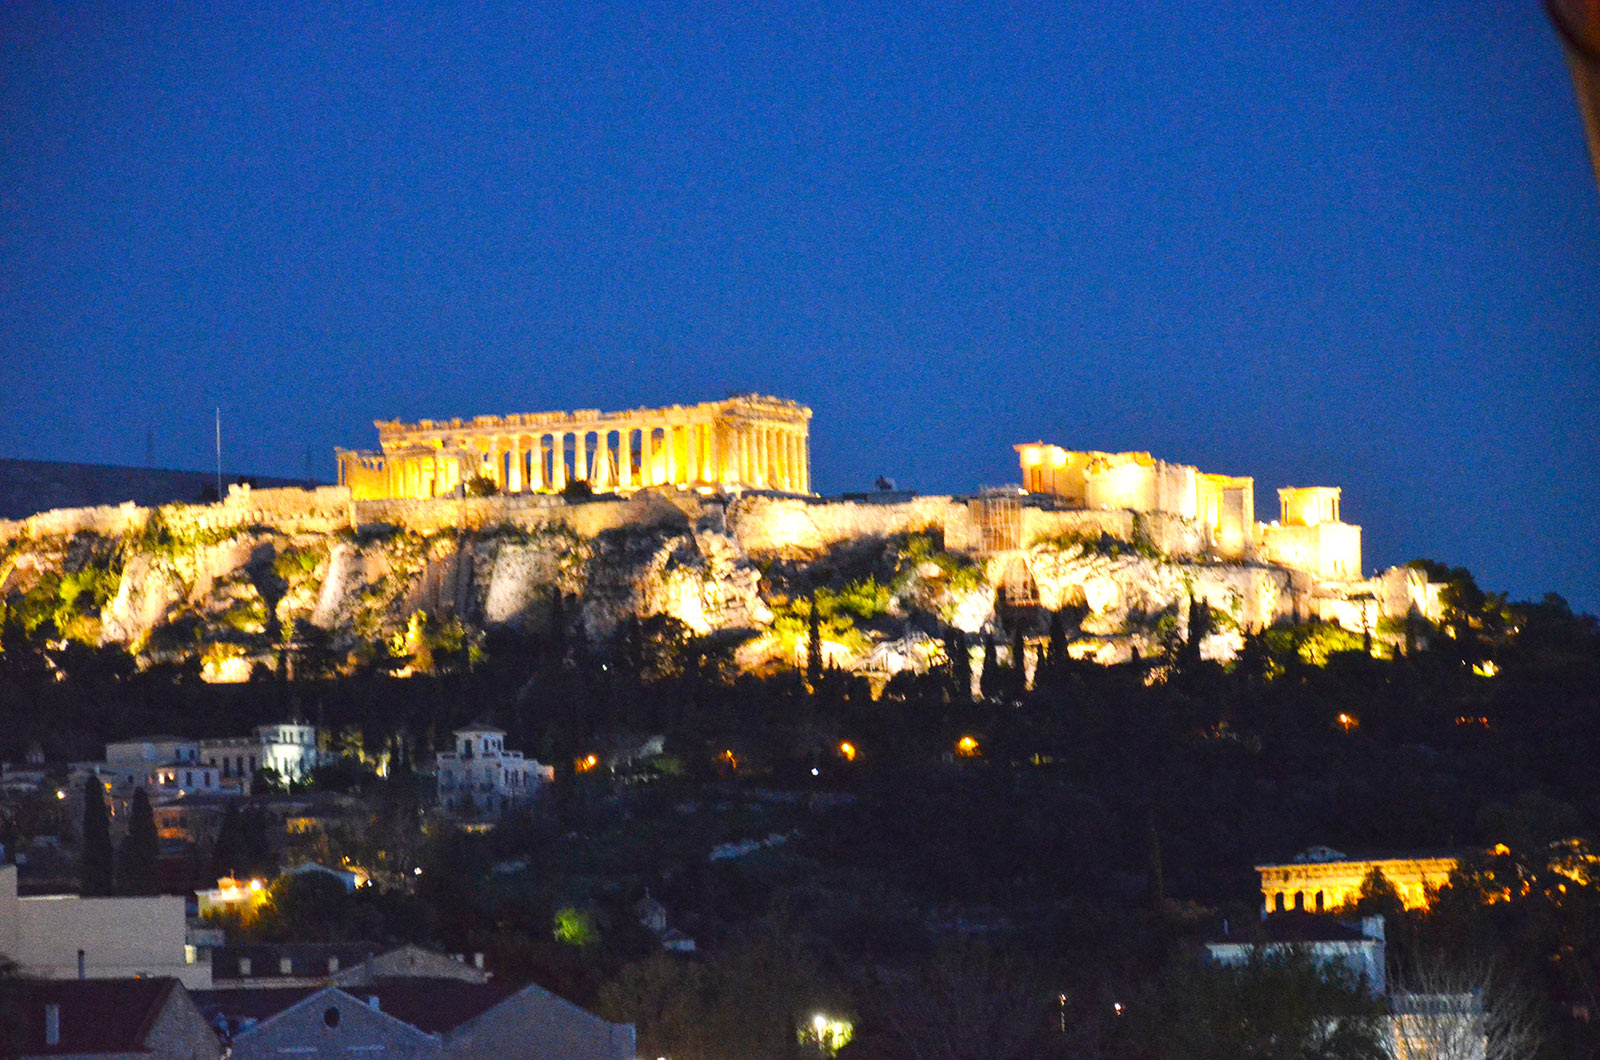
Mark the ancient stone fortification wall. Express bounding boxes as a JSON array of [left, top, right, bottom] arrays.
[[726, 495, 969, 555]]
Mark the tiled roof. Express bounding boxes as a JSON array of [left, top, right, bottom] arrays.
[[12, 977, 177, 1055], [210, 941, 384, 980], [358, 978, 520, 1032], [194, 980, 519, 1038]]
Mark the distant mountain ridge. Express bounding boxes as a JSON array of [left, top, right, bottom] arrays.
[[0, 458, 321, 520]]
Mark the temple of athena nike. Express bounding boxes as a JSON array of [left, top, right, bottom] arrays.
[[336, 393, 811, 500]]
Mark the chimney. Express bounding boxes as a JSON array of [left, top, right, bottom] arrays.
[[45, 1004, 60, 1046]]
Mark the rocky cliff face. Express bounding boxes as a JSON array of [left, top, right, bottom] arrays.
[[0, 485, 1412, 680]]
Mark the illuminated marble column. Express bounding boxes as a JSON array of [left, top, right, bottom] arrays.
[[618, 427, 633, 489], [528, 436, 545, 491], [705, 422, 720, 483], [551, 432, 568, 490], [507, 437, 523, 493]]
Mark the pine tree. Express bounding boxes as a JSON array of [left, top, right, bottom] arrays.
[[117, 788, 160, 895], [79, 775, 114, 896]]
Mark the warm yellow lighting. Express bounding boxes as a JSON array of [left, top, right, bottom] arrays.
[[802, 1013, 853, 1056], [1020, 446, 1043, 467], [1473, 660, 1499, 678], [55, 790, 65, 800], [1455, 715, 1489, 728], [955, 735, 981, 757], [1336, 713, 1358, 732], [575, 754, 600, 773], [248, 878, 263, 892], [719, 749, 738, 771], [838, 741, 857, 762]]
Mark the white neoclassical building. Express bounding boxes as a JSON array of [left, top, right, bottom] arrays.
[[201, 723, 323, 792], [435, 724, 553, 816]]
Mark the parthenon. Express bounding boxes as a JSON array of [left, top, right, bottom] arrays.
[[336, 394, 812, 501]]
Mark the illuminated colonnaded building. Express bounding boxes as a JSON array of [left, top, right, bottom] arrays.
[[338, 394, 811, 500], [1015, 444, 1362, 580], [1256, 846, 1460, 914]]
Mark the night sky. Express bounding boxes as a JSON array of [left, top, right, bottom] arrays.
[[3, 3, 1596, 613]]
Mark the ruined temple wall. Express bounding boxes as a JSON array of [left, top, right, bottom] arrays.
[[1261, 521, 1363, 582], [350, 489, 700, 538], [0, 501, 151, 543]]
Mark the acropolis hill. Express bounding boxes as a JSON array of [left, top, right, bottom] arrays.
[[0, 395, 1442, 683]]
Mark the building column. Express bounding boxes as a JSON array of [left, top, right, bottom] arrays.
[[573, 431, 589, 483], [706, 421, 720, 485], [663, 425, 678, 485], [551, 432, 568, 490], [618, 427, 633, 489], [527, 436, 545, 491], [507, 438, 523, 493]]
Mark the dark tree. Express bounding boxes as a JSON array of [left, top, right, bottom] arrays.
[[1048, 609, 1068, 672], [210, 803, 244, 880], [948, 629, 971, 702], [806, 592, 822, 690], [1010, 626, 1027, 697], [980, 633, 1001, 699], [117, 788, 160, 895], [79, 775, 114, 896]]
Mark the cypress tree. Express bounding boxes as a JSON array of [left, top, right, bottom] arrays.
[[79, 775, 114, 896], [118, 788, 160, 895], [210, 803, 243, 880], [948, 629, 971, 701], [1011, 626, 1027, 696], [1048, 610, 1068, 671], [979, 633, 1000, 699], [806, 593, 822, 691]]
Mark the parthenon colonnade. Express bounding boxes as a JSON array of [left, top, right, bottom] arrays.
[[337, 394, 812, 501]]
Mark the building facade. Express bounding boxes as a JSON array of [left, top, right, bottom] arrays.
[[434, 725, 552, 817], [0, 864, 206, 988], [337, 393, 812, 500], [201, 723, 322, 791], [1015, 443, 1362, 578], [1257, 846, 1461, 914]]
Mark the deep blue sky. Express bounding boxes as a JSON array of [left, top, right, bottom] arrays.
[[3, 2, 1597, 612]]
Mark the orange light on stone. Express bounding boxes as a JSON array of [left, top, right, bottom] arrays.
[[956, 735, 981, 757]]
